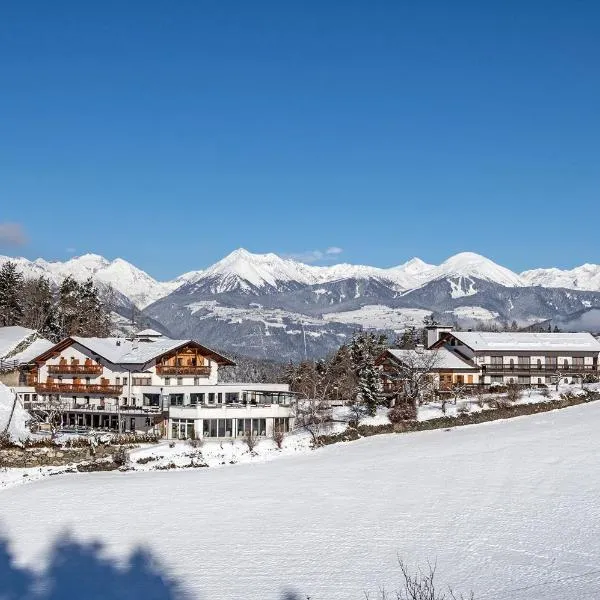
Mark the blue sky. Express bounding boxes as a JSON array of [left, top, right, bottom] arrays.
[[1, 1, 599, 279]]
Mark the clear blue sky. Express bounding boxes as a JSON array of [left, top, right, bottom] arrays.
[[1, 1, 599, 279]]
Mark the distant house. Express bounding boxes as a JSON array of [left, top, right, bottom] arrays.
[[376, 345, 481, 399], [0, 326, 54, 388], [428, 326, 600, 387], [20, 330, 295, 439]]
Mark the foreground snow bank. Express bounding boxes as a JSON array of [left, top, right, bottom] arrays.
[[0, 383, 31, 444], [1, 402, 600, 599]]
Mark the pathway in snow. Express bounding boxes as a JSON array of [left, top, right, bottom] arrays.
[[1, 403, 600, 599]]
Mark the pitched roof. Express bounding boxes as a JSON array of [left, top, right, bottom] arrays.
[[0, 326, 38, 358], [33, 336, 235, 367], [9, 338, 55, 365], [385, 347, 478, 370], [447, 331, 600, 352], [136, 328, 163, 337]]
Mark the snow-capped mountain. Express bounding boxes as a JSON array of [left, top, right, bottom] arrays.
[[521, 264, 600, 292], [4, 248, 600, 360], [0, 254, 177, 309]]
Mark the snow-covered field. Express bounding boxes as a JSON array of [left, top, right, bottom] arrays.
[[1, 402, 600, 599]]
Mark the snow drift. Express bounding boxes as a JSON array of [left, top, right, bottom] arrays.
[[0, 383, 31, 444]]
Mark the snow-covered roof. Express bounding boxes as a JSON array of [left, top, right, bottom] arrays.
[[68, 336, 234, 366], [9, 338, 55, 365], [386, 347, 478, 370], [136, 328, 163, 337], [449, 331, 600, 352], [0, 326, 38, 358]]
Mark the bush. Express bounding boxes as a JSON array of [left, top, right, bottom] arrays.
[[243, 430, 258, 453], [505, 383, 522, 403], [388, 403, 416, 424], [272, 428, 285, 449], [187, 437, 203, 449], [112, 447, 129, 467]]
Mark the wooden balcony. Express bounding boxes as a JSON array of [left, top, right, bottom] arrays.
[[48, 364, 103, 375], [35, 383, 123, 395], [156, 365, 211, 376]]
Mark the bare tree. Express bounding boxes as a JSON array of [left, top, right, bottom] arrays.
[[293, 398, 333, 444], [272, 426, 285, 449], [243, 428, 258, 453], [35, 395, 67, 439], [384, 349, 442, 415], [346, 399, 368, 428], [364, 559, 474, 600]]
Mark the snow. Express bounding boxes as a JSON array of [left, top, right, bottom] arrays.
[[521, 263, 600, 292], [7, 338, 54, 365], [386, 346, 477, 370], [0, 382, 31, 444], [449, 306, 500, 321], [1, 401, 600, 599], [0, 326, 37, 358], [433, 252, 525, 287], [322, 306, 432, 330], [450, 330, 600, 352]]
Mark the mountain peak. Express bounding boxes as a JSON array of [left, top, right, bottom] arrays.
[[436, 252, 524, 287]]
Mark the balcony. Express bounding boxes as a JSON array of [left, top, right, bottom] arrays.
[[156, 365, 211, 376], [48, 364, 103, 375], [482, 364, 597, 374], [35, 383, 124, 395]]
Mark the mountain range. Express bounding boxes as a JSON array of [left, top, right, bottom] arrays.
[[3, 249, 600, 360]]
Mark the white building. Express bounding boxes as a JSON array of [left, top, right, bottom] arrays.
[[23, 332, 295, 439], [428, 327, 600, 387]]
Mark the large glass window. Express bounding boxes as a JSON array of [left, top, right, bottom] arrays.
[[274, 417, 289, 433], [202, 419, 232, 437], [225, 392, 239, 404], [236, 418, 266, 437], [172, 418, 194, 439]]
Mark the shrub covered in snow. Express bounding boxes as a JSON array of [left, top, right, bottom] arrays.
[[0, 383, 31, 446]]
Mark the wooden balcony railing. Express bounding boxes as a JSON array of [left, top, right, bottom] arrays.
[[35, 383, 123, 395], [156, 365, 211, 376], [48, 364, 103, 375]]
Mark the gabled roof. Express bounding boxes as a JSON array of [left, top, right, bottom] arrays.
[[33, 336, 235, 367], [0, 326, 38, 358], [441, 331, 600, 353], [0, 326, 53, 365], [136, 328, 163, 337], [382, 347, 478, 371]]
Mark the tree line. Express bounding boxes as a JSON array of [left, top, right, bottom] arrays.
[[0, 260, 112, 342]]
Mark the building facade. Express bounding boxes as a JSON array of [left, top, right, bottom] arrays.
[[20, 331, 295, 439], [428, 327, 600, 387]]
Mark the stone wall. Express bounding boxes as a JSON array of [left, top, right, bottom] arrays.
[[0, 444, 116, 468]]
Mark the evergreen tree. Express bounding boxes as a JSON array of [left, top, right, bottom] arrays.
[[0, 261, 24, 326], [20, 276, 61, 341], [56, 276, 80, 338], [77, 278, 111, 337]]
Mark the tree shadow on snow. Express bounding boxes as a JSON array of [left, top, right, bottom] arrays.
[[0, 534, 189, 600]]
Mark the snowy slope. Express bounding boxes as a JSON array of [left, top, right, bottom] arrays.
[[0, 382, 31, 444], [2, 402, 600, 599], [521, 263, 600, 291]]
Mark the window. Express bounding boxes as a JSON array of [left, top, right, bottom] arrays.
[[190, 393, 204, 405], [490, 356, 503, 366], [225, 392, 239, 404], [169, 394, 184, 406], [115, 377, 120, 385], [490, 375, 503, 384], [518, 356, 530, 367], [509, 359, 515, 369], [274, 417, 290, 433], [164, 377, 171, 385], [536, 359, 542, 369], [517, 376, 530, 385], [177, 377, 183, 386], [208, 393, 215, 404], [202, 419, 233, 438], [171, 419, 194, 440], [573, 357, 584, 367], [217, 393, 223, 404], [194, 377, 199, 386], [563, 359, 569, 370], [236, 418, 266, 437], [122, 377, 128, 385]]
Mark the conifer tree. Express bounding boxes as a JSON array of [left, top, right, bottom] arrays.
[[0, 261, 24, 326]]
